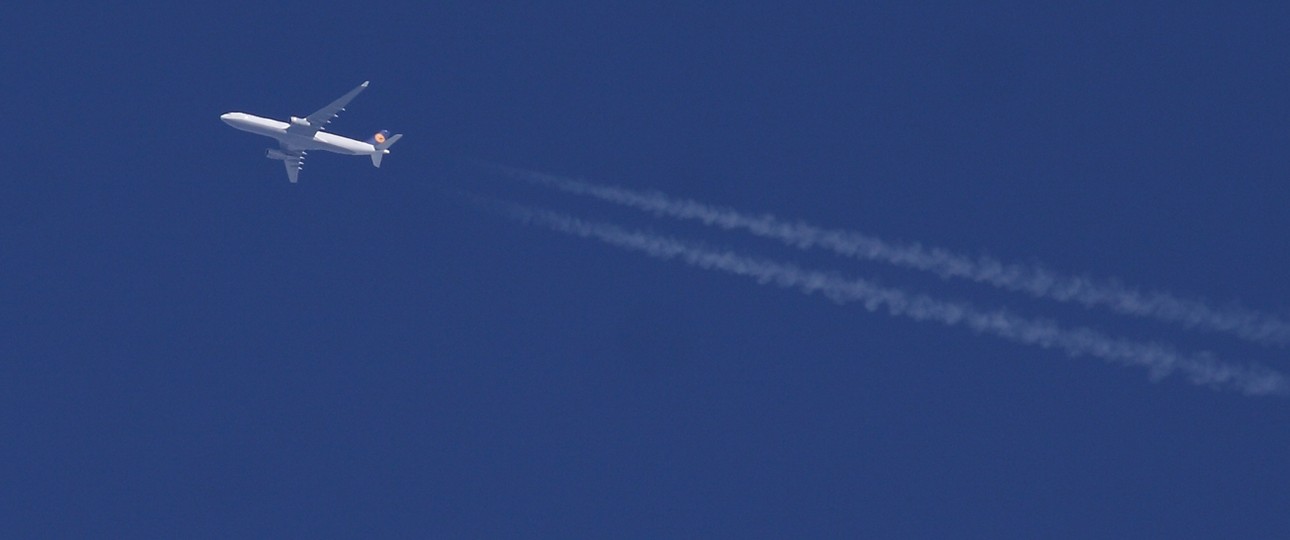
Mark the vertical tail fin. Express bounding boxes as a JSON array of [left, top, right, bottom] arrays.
[[369, 133, 403, 168]]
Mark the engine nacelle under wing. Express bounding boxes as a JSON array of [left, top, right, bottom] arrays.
[[290, 116, 311, 128], [266, 148, 293, 161]]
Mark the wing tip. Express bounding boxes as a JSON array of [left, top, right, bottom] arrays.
[[361, 80, 370, 87]]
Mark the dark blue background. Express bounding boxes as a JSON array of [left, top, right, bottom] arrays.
[[4, 2, 1289, 537]]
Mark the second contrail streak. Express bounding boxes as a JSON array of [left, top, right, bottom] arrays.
[[482, 163, 1290, 348], [489, 200, 1287, 397]]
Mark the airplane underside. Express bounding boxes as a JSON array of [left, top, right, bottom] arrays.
[[221, 80, 402, 183]]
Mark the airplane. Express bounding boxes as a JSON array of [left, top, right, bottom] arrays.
[[220, 81, 402, 183]]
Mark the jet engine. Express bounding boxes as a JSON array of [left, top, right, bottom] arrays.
[[265, 148, 292, 161], [290, 116, 311, 127]]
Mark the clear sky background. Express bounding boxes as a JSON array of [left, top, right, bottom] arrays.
[[5, 2, 1290, 537]]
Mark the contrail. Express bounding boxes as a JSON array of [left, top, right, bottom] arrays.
[[485, 199, 1288, 397], [480, 162, 1290, 347]]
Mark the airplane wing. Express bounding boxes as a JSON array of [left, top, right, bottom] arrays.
[[285, 81, 369, 136], [277, 147, 306, 183]]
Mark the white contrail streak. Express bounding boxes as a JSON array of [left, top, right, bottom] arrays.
[[481, 163, 1290, 347], [489, 200, 1288, 396]]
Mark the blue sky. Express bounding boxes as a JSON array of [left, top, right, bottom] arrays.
[[5, 2, 1290, 537]]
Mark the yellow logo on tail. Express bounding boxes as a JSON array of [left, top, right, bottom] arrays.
[[374, 133, 387, 144]]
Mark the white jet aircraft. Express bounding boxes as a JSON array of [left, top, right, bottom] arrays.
[[221, 81, 402, 183]]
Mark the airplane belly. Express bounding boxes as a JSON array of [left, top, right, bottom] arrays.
[[278, 133, 332, 152], [315, 133, 375, 155], [230, 121, 284, 139]]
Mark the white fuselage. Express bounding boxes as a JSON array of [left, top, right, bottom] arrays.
[[220, 112, 376, 155]]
